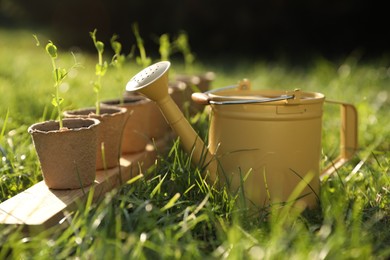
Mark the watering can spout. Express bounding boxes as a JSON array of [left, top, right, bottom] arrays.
[[126, 61, 217, 174]]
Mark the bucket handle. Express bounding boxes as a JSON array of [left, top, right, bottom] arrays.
[[192, 80, 295, 105], [321, 100, 358, 179]]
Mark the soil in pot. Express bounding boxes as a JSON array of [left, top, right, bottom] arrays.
[[63, 106, 128, 170], [28, 118, 100, 189], [101, 95, 169, 154]]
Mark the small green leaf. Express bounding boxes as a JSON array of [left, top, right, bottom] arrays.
[[59, 68, 67, 80], [53, 68, 67, 82], [96, 41, 104, 54], [46, 42, 58, 59], [111, 41, 122, 55], [159, 33, 170, 60], [111, 54, 126, 68], [176, 33, 188, 50], [186, 53, 195, 64], [89, 29, 97, 41], [95, 64, 101, 75], [117, 54, 126, 64], [51, 96, 63, 107], [93, 82, 101, 93], [95, 62, 108, 76]]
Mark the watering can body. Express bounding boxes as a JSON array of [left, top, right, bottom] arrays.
[[207, 89, 325, 207], [126, 61, 358, 209]]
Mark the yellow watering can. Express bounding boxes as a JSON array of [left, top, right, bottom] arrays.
[[126, 61, 358, 208]]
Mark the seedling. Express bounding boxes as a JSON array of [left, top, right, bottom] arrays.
[[34, 36, 78, 129], [132, 23, 152, 68], [90, 29, 108, 115], [159, 33, 171, 61], [110, 34, 126, 104], [110, 34, 126, 69], [174, 31, 195, 73]]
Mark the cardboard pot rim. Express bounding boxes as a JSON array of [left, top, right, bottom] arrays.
[[175, 71, 216, 84], [101, 95, 151, 107], [168, 80, 187, 92], [63, 106, 127, 118], [28, 118, 100, 134]]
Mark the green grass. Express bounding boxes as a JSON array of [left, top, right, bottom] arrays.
[[0, 27, 389, 259]]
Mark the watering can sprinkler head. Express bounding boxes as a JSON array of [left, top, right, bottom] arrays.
[[126, 61, 171, 101]]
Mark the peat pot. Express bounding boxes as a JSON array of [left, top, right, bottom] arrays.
[[169, 72, 215, 116], [101, 95, 169, 154], [125, 61, 359, 209], [168, 80, 189, 115], [175, 71, 215, 93], [28, 118, 100, 189], [64, 106, 128, 170]]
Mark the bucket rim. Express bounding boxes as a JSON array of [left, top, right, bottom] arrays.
[[208, 88, 325, 105]]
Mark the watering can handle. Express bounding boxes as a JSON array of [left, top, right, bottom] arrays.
[[321, 100, 358, 179]]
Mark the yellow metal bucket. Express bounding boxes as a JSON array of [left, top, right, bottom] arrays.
[[206, 83, 357, 208]]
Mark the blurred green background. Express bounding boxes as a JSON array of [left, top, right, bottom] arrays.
[[1, 0, 389, 62]]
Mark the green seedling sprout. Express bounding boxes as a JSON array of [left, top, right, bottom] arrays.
[[132, 23, 152, 68], [90, 29, 108, 115], [174, 31, 195, 73], [111, 34, 136, 67], [34, 35, 78, 129], [159, 33, 171, 61], [110, 34, 126, 69], [110, 34, 129, 104]]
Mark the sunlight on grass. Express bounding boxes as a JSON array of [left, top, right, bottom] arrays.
[[0, 28, 389, 259]]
